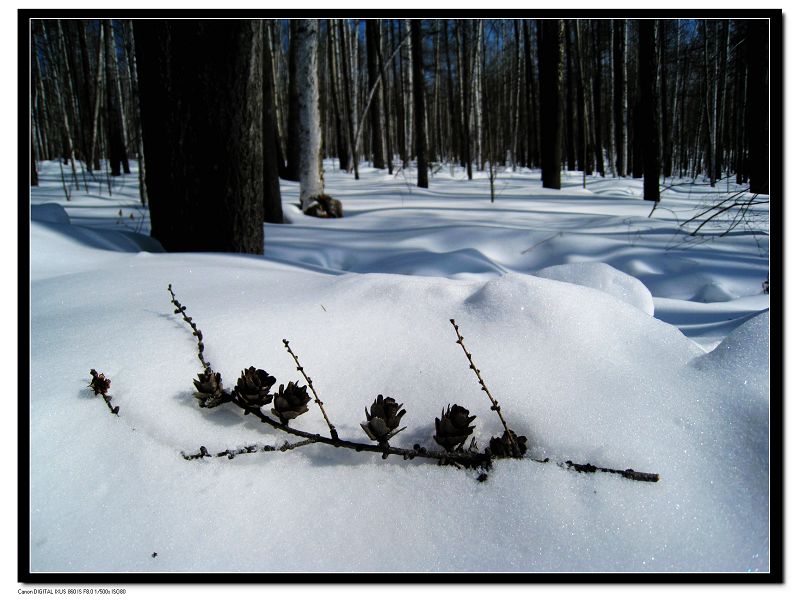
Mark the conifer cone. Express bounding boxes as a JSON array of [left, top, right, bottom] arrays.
[[234, 366, 276, 411], [361, 395, 407, 444], [89, 369, 111, 397], [488, 430, 528, 458], [193, 370, 228, 408], [434, 404, 477, 451], [271, 381, 311, 424]]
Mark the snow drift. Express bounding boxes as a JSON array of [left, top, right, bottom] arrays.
[[28, 161, 769, 573]]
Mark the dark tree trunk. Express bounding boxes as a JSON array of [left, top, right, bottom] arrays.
[[134, 20, 264, 253], [629, 23, 642, 179], [613, 19, 627, 177], [523, 20, 537, 169], [591, 21, 605, 177], [338, 19, 359, 179], [564, 24, 575, 172], [376, 21, 394, 173], [659, 20, 673, 179], [460, 21, 473, 179], [263, 21, 283, 224], [537, 19, 564, 190], [638, 20, 660, 202], [31, 129, 39, 186], [366, 20, 386, 169], [327, 20, 349, 171], [444, 21, 460, 166], [103, 20, 129, 176], [573, 20, 590, 176], [714, 20, 729, 182], [746, 19, 769, 194], [284, 23, 301, 181], [391, 20, 407, 169], [411, 20, 428, 188]]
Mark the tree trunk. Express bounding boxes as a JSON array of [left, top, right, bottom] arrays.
[[377, 21, 394, 173], [638, 20, 660, 202], [31, 129, 39, 186], [263, 20, 283, 224], [404, 20, 414, 167], [564, 22, 575, 172], [134, 20, 264, 253], [701, 20, 717, 186], [284, 24, 301, 181], [573, 21, 590, 176], [537, 19, 564, 190], [523, 20, 536, 169], [295, 19, 325, 209], [714, 19, 729, 182], [328, 20, 350, 172], [591, 21, 605, 177], [366, 20, 386, 169], [338, 19, 359, 179], [392, 20, 408, 169], [613, 19, 628, 177], [122, 20, 148, 205], [460, 21, 473, 179], [473, 21, 484, 170], [746, 19, 768, 194], [103, 20, 129, 176], [411, 20, 428, 188]]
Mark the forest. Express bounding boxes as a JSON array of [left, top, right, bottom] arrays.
[[30, 18, 770, 251], [26, 16, 774, 576]]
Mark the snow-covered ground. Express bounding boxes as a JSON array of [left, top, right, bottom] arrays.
[[28, 159, 770, 573]]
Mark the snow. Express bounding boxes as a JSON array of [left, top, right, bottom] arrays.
[[28, 159, 770, 573]]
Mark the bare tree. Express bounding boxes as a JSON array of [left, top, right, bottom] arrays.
[[134, 20, 264, 253], [537, 19, 564, 189], [410, 19, 428, 188]]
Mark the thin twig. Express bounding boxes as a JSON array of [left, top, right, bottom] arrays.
[[181, 439, 317, 461], [560, 460, 660, 483], [449, 319, 520, 456], [282, 339, 339, 441], [168, 284, 211, 372]]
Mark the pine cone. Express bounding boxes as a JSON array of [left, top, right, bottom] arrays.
[[271, 381, 311, 423], [234, 366, 276, 410], [434, 404, 476, 451], [488, 430, 528, 458], [193, 370, 228, 408], [361, 395, 406, 444], [89, 369, 111, 396]]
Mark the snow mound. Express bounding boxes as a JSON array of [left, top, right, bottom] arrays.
[[27, 161, 770, 573], [692, 281, 736, 303], [692, 309, 769, 394], [534, 262, 655, 316]]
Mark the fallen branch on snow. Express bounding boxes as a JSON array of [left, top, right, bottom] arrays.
[[161, 284, 659, 482]]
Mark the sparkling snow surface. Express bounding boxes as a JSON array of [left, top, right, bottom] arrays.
[[28, 160, 769, 572]]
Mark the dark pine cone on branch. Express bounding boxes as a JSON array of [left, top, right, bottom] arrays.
[[271, 381, 311, 424], [488, 430, 528, 458], [434, 404, 477, 451], [361, 395, 407, 445], [234, 366, 276, 412], [193, 370, 229, 408]]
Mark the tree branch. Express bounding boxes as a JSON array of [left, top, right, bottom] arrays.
[[168, 283, 211, 372], [181, 438, 317, 461], [282, 338, 339, 440], [165, 285, 660, 482], [450, 319, 521, 456]]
